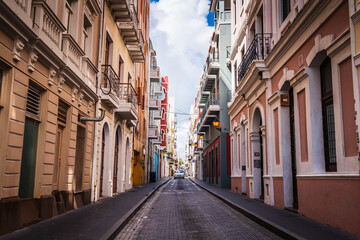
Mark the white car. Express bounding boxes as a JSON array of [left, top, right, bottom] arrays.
[[174, 170, 185, 179]]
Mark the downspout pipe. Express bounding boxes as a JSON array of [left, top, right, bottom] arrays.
[[91, 0, 106, 203], [81, 109, 105, 122]]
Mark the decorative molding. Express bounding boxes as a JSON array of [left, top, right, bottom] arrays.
[[306, 34, 334, 66], [48, 68, 56, 86], [58, 75, 65, 92], [13, 38, 24, 62], [88, 100, 94, 113], [78, 90, 84, 106], [278, 67, 295, 91], [72, 88, 78, 102], [260, 125, 266, 136], [28, 51, 38, 72]]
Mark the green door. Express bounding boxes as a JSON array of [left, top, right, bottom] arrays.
[[19, 117, 39, 199]]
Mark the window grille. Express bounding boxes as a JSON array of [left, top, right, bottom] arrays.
[[26, 83, 41, 118], [58, 99, 68, 125]]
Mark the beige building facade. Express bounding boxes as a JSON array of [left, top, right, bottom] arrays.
[[91, 0, 148, 202], [0, 0, 101, 234]]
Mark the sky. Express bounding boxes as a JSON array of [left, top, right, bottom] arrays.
[[149, 0, 214, 160]]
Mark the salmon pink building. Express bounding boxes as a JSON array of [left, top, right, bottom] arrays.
[[159, 76, 168, 178], [228, 0, 360, 236]]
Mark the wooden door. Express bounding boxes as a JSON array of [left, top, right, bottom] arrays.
[[104, 39, 110, 88], [19, 117, 39, 198], [75, 125, 85, 192], [53, 126, 64, 190], [113, 132, 119, 194], [100, 132, 105, 196]]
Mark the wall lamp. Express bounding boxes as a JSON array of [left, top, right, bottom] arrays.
[[212, 119, 221, 132]]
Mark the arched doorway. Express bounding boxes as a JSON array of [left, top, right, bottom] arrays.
[[100, 123, 109, 197], [113, 127, 122, 193], [124, 137, 131, 190], [252, 108, 264, 199]]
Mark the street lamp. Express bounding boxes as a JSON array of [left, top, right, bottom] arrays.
[[199, 135, 203, 139]]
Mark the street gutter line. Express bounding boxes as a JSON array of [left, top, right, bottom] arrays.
[[188, 178, 304, 240], [101, 177, 172, 240]]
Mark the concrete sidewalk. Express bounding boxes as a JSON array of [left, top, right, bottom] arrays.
[[190, 178, 359, 240], [0, 177, 171, 240]]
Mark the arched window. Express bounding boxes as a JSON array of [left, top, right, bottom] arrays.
[[320, 57, 336, 172], [162, 108, 165, 120]]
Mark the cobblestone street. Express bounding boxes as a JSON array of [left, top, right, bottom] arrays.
[[116, 179, 282, 240]]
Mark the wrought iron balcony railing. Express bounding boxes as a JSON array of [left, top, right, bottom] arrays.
[[237, 33, 272, 84], [118, 82, 138, 106], [206, 51, 219, 69], [198, 93, 220, 129], [101, 65, 120, 94]]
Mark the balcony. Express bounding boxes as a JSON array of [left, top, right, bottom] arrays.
[[62, 34, 85, 68], [149, 95, 160, 110], [115, 82, 138, 121], [198, 94, 220, 132], [153, 110, 161, 120], [199, 90, 210, 106], [100, 65, 121, 108], [32, 0, 66, 49], [237, 33, 272, 84], [148, 125, 159, 139], [109, 0, 145, 62], [153, 83, 162, 96], [203, 73, 216, 92], [150, 66, 160, 82], [207, 51, 220, 75], [152, 136, 161, 145]]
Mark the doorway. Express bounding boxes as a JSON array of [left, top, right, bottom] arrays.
[[113, 128, 120, 194], [252, 107, 264, 199], [289, 88, 298, 209]]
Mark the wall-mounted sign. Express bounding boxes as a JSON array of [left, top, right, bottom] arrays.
[[280, 94, 290, 106], [254, 152, 260, 157]]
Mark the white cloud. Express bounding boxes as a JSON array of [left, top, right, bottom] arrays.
[[150, 0, 213, 159]]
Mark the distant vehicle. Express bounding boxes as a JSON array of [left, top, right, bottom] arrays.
[[174, 170, 185, 179]]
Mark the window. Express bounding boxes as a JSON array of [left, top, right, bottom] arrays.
[[320, 57, 336, 171], [280, 0, 290, 23], [26, 83, 41, 119], [224, 0, 231, 10], [65, 0, 73, 33], [82, 15, 92, 54], [118, 55, 124, 82]]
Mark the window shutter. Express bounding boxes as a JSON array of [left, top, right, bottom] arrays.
[[58, 99, 69, 125], [26, 84, 41, 118]]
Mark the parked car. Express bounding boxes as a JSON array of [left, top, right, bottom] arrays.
[[174, 170, 185, 179]]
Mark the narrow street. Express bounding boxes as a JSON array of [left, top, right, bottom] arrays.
[[116, 179, 282, 240]]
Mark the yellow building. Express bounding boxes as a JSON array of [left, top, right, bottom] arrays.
[[132, 0, 150, 186], [92, 0, 146, 201], [0, 0, 101, 234]]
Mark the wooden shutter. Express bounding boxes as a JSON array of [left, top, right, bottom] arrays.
[[26, 83, 41, 118]]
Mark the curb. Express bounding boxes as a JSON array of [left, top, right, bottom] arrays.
[[189, 178, 304, 240], [102, 177, 172, 240]]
